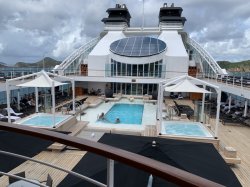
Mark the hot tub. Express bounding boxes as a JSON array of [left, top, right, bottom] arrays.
[[16, 113, 72, 129]]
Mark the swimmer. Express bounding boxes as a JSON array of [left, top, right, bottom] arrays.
[[115, 117, 120, 123], [99, 112, 105, 120]]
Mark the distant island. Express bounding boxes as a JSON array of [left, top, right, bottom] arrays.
[[218, 60, 250, 72], [0, 62, 7, 68], [0, 57, 61, 68]]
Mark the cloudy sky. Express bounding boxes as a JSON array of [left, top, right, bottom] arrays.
[[0, 0, 249, 65]]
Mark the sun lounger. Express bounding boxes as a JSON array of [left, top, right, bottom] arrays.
[[4, 108, 23, 116], [0, 113, 21, 121]]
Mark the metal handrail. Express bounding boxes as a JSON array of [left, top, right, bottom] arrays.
[[187, 37, 224, 75], [0, 150, 106, 187], [0, 171, 48, 187], [196, 73, 250, 90], [56, 37, 101, 71], [0, 122, 224, 187]]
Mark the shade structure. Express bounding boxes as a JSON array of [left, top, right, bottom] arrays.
[[17, 71, 67, 88], [6, 70, 75, 125], [59, 134, 241, 187], [157, 75, 221, 138], [15, 70, 67, 127], [164, 79, 211, 93]]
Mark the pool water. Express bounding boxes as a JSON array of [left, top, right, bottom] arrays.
[[20, 115, 68, 127], [162, 122, 213, 137], [102, 103, 144, 125]]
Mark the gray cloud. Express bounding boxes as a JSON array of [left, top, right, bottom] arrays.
[[0, 0, 249, 64]]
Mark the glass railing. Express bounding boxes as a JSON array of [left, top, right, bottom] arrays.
[[0, 67, 53, 80]]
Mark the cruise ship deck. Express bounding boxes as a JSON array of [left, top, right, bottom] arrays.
[[0, 2, 249, 187]]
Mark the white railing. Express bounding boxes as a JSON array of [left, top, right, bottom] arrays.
[[56, 37, 101, 72], [196, 73, 250, 91], [187, 37, 225, 75]]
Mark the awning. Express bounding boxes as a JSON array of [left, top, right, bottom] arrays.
[[164, 79, 211, 93], [17, 71, 67, 88]]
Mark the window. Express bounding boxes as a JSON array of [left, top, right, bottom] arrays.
[[110, 59, 163, 78]]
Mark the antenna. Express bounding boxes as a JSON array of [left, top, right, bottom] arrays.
[[143, 0, 144, 29], [43, 54, 45, 70], [116, 0, 122, 6], [139, 0, 145, 29]]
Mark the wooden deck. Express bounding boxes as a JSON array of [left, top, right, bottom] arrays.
[[217, 124, 250, 186], [175, 99, 250, 186]]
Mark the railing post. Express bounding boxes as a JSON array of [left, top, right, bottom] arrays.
[[241, 76, 243, 89], [233, 76, 235, 87], [107, 159, 114, 187]]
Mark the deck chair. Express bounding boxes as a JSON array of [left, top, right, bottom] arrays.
[[40, 174, 53, 187], [0, 113, 21, 121], [4, 108, 23, 116], [9, 171, 25, 184], [46, 174, 53, 187]]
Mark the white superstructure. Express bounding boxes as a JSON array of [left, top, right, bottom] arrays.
[[55, 3, 226, 96]]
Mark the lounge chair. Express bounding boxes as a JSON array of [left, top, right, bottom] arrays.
[[40, 174, 53, 187], [0, 113, 21, 121], [46, 174, 53, 187], [4, 108, 23, 116], [8, 171, 25, 184]]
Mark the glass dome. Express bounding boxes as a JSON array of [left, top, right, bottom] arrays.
[[110, 36, 166, 57]]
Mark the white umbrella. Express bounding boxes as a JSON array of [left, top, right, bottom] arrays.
[[17, 74, 67, 88], [164, 79, 211, 93]]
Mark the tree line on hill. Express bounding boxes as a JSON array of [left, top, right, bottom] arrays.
[[0, 57, 61, 68], [218, 60, 250, 72]]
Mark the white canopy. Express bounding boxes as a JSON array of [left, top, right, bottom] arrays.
[[157, 75, 221, 139], [5, 70, 76, 127], [17, 71, 67, 88], [164, 79, 211, 93]]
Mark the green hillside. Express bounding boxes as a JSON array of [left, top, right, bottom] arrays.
[[218, 60, 250, 72], [14, 57, 61, 68], [0, 62, 7, 68]]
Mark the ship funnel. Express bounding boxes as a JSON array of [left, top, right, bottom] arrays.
[[159, 3, 186, 29], [102, 4, 131, 30]]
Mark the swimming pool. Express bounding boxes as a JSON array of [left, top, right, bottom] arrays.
[[17, 113, 70, 128], [162, 121, 213, 138], [101, 103, 144, 125]]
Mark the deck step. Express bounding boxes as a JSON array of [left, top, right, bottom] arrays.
[[47, 122, 87, 151], [223, 156, 241, 165]]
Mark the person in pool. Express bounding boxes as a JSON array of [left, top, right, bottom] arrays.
[[99, 112, 105, 120], [115, 117, 120, 123]]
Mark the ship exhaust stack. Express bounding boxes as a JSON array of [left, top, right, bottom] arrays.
[[159, 3, 186, 30], [102, 4, 131, 31]]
